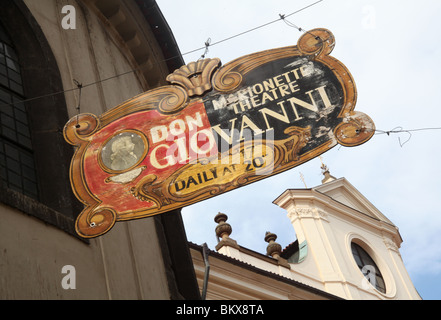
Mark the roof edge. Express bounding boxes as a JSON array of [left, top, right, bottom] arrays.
[[189, 242, 344, 300]]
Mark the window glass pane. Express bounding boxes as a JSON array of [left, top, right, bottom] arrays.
[[1, 105, 14, 118], [4, 44, 18, 60], [8, 69, 22, 84], [358, 247, 373, 265], [375, 276, 386, 293], [352, 251, 363, 267], [1, 114, 15, 129], [4, 143, 18, 158], [2, 126, 17, 141], [351, 242, 386, 294], [0, 167, 6, 184], [9, 81, 23, 95], [6, 57, 19, 72], [0, 26, 38, 201], [0, 64, 6, 76], [0, 74, 7, 87], [351, 244, 358, 255], [8, 170, 22, 187], [0, 139, 38, 199], [6, 156, 20, 174], [14, 109, 28, 124], [0, 87, 11, 103]]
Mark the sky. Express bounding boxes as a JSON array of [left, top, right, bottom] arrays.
[[156, 0, 441, 300]]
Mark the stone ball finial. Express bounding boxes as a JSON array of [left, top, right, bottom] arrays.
[[214, 212, 239, 251], [215, 212, 232, 240], [265, 231, 282, 258], [214, 212, 228, 224]]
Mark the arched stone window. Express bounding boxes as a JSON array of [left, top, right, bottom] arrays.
[[0, 23, 38, 199], [0, 1, 81, 236]]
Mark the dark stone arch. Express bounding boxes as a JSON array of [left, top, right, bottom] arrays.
[[0, 0, 81, 234]]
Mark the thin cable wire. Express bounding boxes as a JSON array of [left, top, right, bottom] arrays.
[[375, 127, 441, 134], [0, 0, 438, 147], [204, 0, 324, 49], [280, 15, 322, 40], [375, 127, 441, 147], [73, 79, 83, 127], [163, 0, 324, 60], [0, 69, 138, 109], [199, 38, 212, 60], [0, 0, 324, 110]]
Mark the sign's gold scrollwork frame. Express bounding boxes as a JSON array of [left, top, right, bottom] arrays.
[[64, 29, 375, 238]]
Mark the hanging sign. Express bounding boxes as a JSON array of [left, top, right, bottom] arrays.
[[64, 29, 375, 238]]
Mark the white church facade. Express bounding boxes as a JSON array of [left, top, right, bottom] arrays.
[[190, 167, 421, 300]]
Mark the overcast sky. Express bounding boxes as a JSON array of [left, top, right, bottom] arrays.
[[156, 0, 441, 300]]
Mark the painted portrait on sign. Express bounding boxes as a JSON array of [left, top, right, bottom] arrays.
[[101, 132, 146, 172]]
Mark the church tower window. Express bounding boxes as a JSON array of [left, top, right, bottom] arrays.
[[351, 242, 386, 294]]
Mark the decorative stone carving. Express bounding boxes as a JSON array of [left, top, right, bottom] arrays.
[[383, 237, 400, 254], [290, 207, 329, 221], [214, 212, 239, 251], [264, 231, 290, 269], [265, 231, 282, 259]]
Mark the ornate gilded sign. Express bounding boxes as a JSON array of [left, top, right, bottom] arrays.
[[64, 29, 375, 238]]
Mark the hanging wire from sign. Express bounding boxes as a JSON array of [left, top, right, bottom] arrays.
[[278, 13, 332, 50], [73, 79, 83, 127], [0, 0, 325, 111], [177, 0, 325, 58], [375, 127, 441, 147], [279, 14, 305, 32], [199, 38, 211, 60]]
